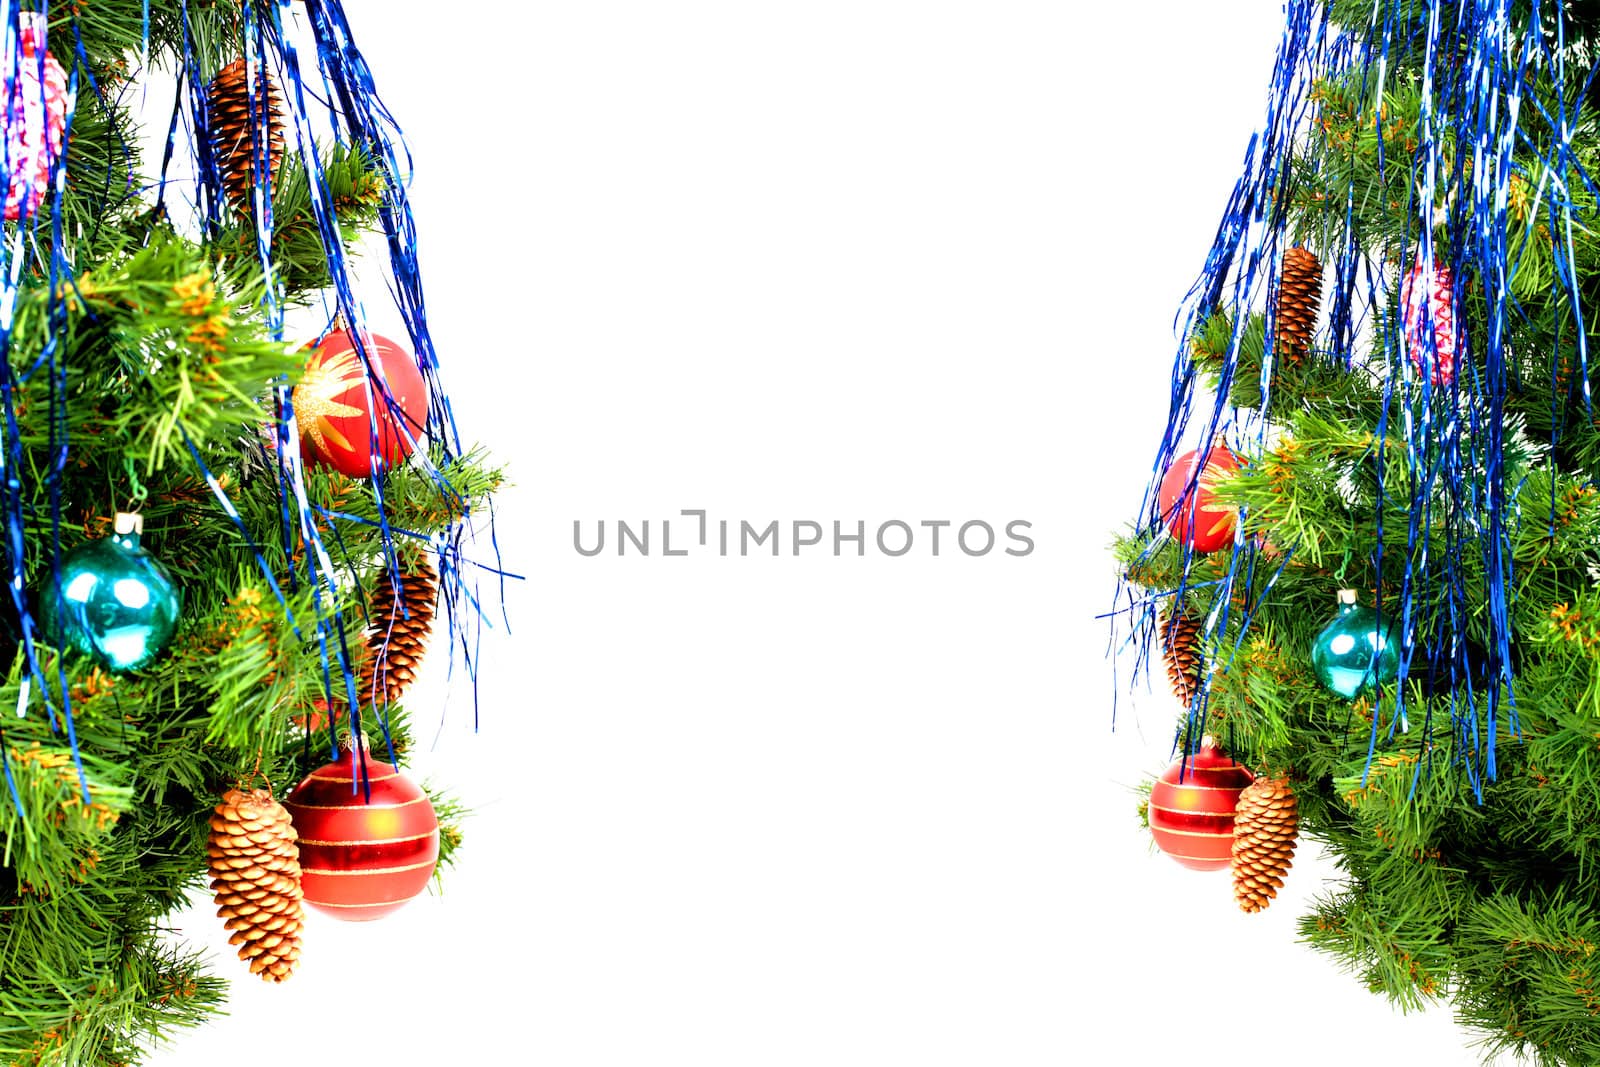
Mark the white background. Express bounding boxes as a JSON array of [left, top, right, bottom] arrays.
[[155, 2, 1521, 1065]]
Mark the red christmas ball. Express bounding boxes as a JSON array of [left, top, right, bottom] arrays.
[[1148, 740, 1254, 871], [283, 750, 439, 921], [1156, 447, 1240, 553], [293, 329, 429, 478]]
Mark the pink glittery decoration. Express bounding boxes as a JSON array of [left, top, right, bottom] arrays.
[[1401, 259, 1457, 386], [2, 23, 68, 221]]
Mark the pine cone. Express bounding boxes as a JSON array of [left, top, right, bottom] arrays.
[[1158, 606, 1203, 710], [1231, 776, 1298, 913], [208, 788, 303, 982], [206, 57, 285, 210], [1276, 246, 1323, 362], [359, 558, 439, 707]]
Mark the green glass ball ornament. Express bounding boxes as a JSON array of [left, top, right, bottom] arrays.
[[1310, 588, 1400, 699], [41, 512, 181, 672]]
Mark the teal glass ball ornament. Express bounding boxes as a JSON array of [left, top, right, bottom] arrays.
[[41, 513, 181, 672], [1310, 589, 1400, 699]]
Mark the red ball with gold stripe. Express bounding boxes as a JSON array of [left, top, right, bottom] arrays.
[[292, 327, 429, 479], [282, 748, 439, 921], [1147, 737, 1254, 871]]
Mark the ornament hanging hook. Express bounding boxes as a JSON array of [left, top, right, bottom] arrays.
[[121, 456, 148, 510], [1333, 545, 1354, 587], [237, 743, 267, 790]]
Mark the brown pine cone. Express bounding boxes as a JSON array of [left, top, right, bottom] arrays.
[[1157, 605, 1203, 710], [208, 788, 304, 982], [1231, 776, 1299, 913], [1275, 246, 1323, 362], [207, 57, 286, 210], [359, 558, 439, 707]]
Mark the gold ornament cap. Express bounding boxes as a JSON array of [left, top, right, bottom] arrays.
[[1336, 588, 1358, 606], [113, 512, 143, 536]]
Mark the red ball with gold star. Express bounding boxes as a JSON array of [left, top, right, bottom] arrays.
[[282, 748, 439, 921], [1156, 447, 1241, 554], [1147, 737, 1255, 871], [293, 328, 429, 478]]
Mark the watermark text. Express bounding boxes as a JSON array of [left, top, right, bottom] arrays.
[[574, 511, 1034, 558]]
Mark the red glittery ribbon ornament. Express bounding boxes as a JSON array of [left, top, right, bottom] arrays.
[[2, 15, 68, 220], [1401, 259, 1458, 387]]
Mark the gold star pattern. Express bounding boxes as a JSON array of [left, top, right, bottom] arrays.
[[292, 343, 364, 458]]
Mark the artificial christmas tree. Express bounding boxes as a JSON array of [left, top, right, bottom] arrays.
[[1114, 0, 1600, 1060], [0, 3, 500, 1064]]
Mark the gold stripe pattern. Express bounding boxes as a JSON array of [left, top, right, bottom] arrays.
[[299, 830, 437, 848], [289, 795, 431, 812], [1152, 780, 1251, 793], [305, 770, 401, 785], [1150, 823, 1235, 840], [1148, 800, 1239, 818], [303, 858, 436, 877]]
